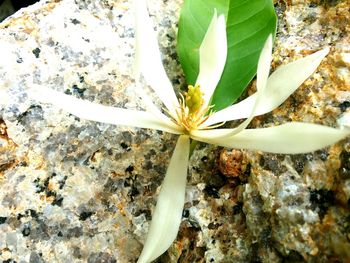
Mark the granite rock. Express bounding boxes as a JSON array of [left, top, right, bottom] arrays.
[[0, 0, 349, 263]]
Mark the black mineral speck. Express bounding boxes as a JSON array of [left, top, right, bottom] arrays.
[[72, 84, 86, 97], [0, 217, 7, 224], [340, 150, 350, 178], [201, 156, 208, 162], [182, 209, 189, 218], [70, 18, 81, 25], [17, 213, 25, 220], [232, 202, 243, 215], [79, 211, 94, 221], [144, 160, 153, 170], [290, 154, 307, 174], [128, 186, 140, 200], [29, 209, 38, 218], [19, 161, 28, 166], [22, 224, 31, 236], [160, 143, 168, 152], [204, 184, 220, 199], [207, 173, 227, 189], [32, 48, 41, 58], [282, 249, 304, 262], [120, 142, 129, 150], [134, 209, 152, 220], [18, 105, 43, 124], [309, 189, 334, 218], [125, 165, 134, 173], [59, 176, 68, 189], [16, 57, 23, 63], [52, 195, 63, 207], [339, 101, 350, 112], [315, 149, 328, 161], [249, 242, 262, 263]]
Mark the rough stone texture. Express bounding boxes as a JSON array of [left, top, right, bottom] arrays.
[[0, 0, 349, 263]]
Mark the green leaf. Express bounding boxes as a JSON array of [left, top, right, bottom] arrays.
[[177, 0, 229, 85], [177, 0, 277, 111]]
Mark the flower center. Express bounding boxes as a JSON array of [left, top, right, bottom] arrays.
[[175, 85, 210, 132], [185, 85, 203, 114]]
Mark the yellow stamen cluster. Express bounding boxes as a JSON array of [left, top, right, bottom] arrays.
[[175, 85, 211, 132], [185, 85, 203, 113]]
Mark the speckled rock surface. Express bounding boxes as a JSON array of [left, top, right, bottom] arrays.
[[0, 0, 349, 263]]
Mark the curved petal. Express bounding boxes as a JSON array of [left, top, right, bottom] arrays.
[[136, 84, 180, 127], [134, 0, 179, 117], [199, 35, 273, 136], [137, 135, 190, 263], [193, 122, 349, 154], [204, 47, 330, 126], [28, 86, 182, 134], [195, 11, 227, 107]]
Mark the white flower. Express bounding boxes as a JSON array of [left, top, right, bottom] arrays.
[[27, 0, 349, 262]]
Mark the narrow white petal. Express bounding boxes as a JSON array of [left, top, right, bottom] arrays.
[[137, 84, 180, 127], [195, 11, 227, 107], [260, 47, 330, 115], [201, 35, 273, 136], [137, 135, 190, 263], [256, 35, 273, 93], [201, 95, 255, 127], [28, 86, 182, 134], [204, 48, 329, 126], [191, 128, 235, 139], [134, 0, 179, 117], [193, 122, 349, 154]]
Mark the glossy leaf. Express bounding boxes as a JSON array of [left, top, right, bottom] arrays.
[[177, 0, 277, 111], [177, 0, 228, 85]]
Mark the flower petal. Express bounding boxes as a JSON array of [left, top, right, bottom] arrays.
[[195, 11, 227, 107], [134, 0, 179, 117], [28, 86, 182, 134], [200, 35, 273, 136], [137, 135, 190, 263], [204, 47, 330, 126], [193, 122, 349, 154], [136, 84, 180, 129]]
